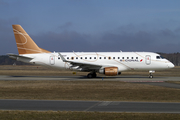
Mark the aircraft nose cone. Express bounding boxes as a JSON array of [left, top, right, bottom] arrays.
[[168, 62, 175, 68]]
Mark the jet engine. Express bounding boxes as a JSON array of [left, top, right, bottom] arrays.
[[99, 67, 121, 76]]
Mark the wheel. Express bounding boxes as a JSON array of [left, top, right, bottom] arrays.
[[87, 73, 93, 78], [149, 75, 153, 79], [92, 73, 97, 78], [87, 72, 97, 78]]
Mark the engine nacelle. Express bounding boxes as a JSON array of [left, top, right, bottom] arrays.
[[99, 67, 120, 76]]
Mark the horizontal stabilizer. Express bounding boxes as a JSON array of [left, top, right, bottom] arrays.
[[7, 53, 33, 60]]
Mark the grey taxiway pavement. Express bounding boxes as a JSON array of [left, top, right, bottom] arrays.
[[0, 75, 180, 81], [0, 75, 180, 113], [0, 99, 180, 113]]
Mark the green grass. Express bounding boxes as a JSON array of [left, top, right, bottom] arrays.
[[167, 81, 180, 85], [0, 80, 180, 102], [0, 111, 180, 120]]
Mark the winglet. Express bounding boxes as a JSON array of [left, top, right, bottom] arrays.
[[58, 52, 67, 62]]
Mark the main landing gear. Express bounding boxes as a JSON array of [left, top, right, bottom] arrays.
[[87, 72, 97, 78], [149, 70, 155, 79]]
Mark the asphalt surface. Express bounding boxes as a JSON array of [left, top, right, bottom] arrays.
[[0, 75, 180, 81], [0, 99, 180, 113], [139, 82, 180, 89], [0, 75, 180, 113]]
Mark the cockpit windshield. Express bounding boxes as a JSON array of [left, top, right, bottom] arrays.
[[156, 56, 164, 59]]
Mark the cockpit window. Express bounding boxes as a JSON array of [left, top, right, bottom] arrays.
[[156, 56, 160, 59], [156, 56, 164, 59], [160, 56, 164, 59]]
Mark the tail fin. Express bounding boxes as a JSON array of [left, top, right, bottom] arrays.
[[12, 25, 50, 54]]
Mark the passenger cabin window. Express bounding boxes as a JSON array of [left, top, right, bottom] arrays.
[[58, 57, 60, 59], [90, 57, 91, 59], [81, 57, 83, 59], [113, 57, 115, 59], [99, 57, 101, 59], [127, 57, 129, 59], [118, 57, 120, 59], [104, 57, 106, 59], [136, 57, 138, 59], [85, 57, 87, 59], [67, 57, 69, 59], [122, 57, 124, 59], [131, 57, 133, 59], [76, 57, 78, 59], [94, 57, 96, 59]]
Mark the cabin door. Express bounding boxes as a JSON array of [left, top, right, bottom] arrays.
[[50, 56, 55, 65], [145, 55, 151, 65]]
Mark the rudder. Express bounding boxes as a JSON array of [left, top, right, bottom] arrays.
[[12, 25, 50, 54]]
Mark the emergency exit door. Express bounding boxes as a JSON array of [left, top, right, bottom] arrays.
[[50, 56, 55, 65], [145, 55, 151, 65]]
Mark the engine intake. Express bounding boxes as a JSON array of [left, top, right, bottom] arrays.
[[99, 67, 120, 76]]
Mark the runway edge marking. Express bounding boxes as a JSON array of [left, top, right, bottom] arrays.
[[84, 102, 101, 111]]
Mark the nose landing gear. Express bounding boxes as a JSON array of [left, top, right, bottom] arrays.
[[149, 73, 153, 78], [149, 70, 155, 79]]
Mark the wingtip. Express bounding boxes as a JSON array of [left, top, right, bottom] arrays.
[[58, 52, 67, 62]]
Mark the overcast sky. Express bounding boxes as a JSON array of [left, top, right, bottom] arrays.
[[0, 0, 180, 55]]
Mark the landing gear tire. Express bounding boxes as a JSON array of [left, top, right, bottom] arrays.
[[92, 73, 97, 78], [87, 74, 93, 78], [87, 72, 97, 78], [149, 75, 153, 79], [149, 70, 155, 79]]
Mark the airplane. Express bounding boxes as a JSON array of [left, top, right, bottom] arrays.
[[8, 25, 174, 78]]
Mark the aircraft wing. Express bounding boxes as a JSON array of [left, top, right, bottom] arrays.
[[58, 52, 106, 70]]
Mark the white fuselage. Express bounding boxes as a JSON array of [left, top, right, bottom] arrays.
[[10, 25, 175, 78], [18, 52, 174, 73]]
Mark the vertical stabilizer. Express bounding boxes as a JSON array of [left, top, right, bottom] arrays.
[[12, 25, 50, 54]]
